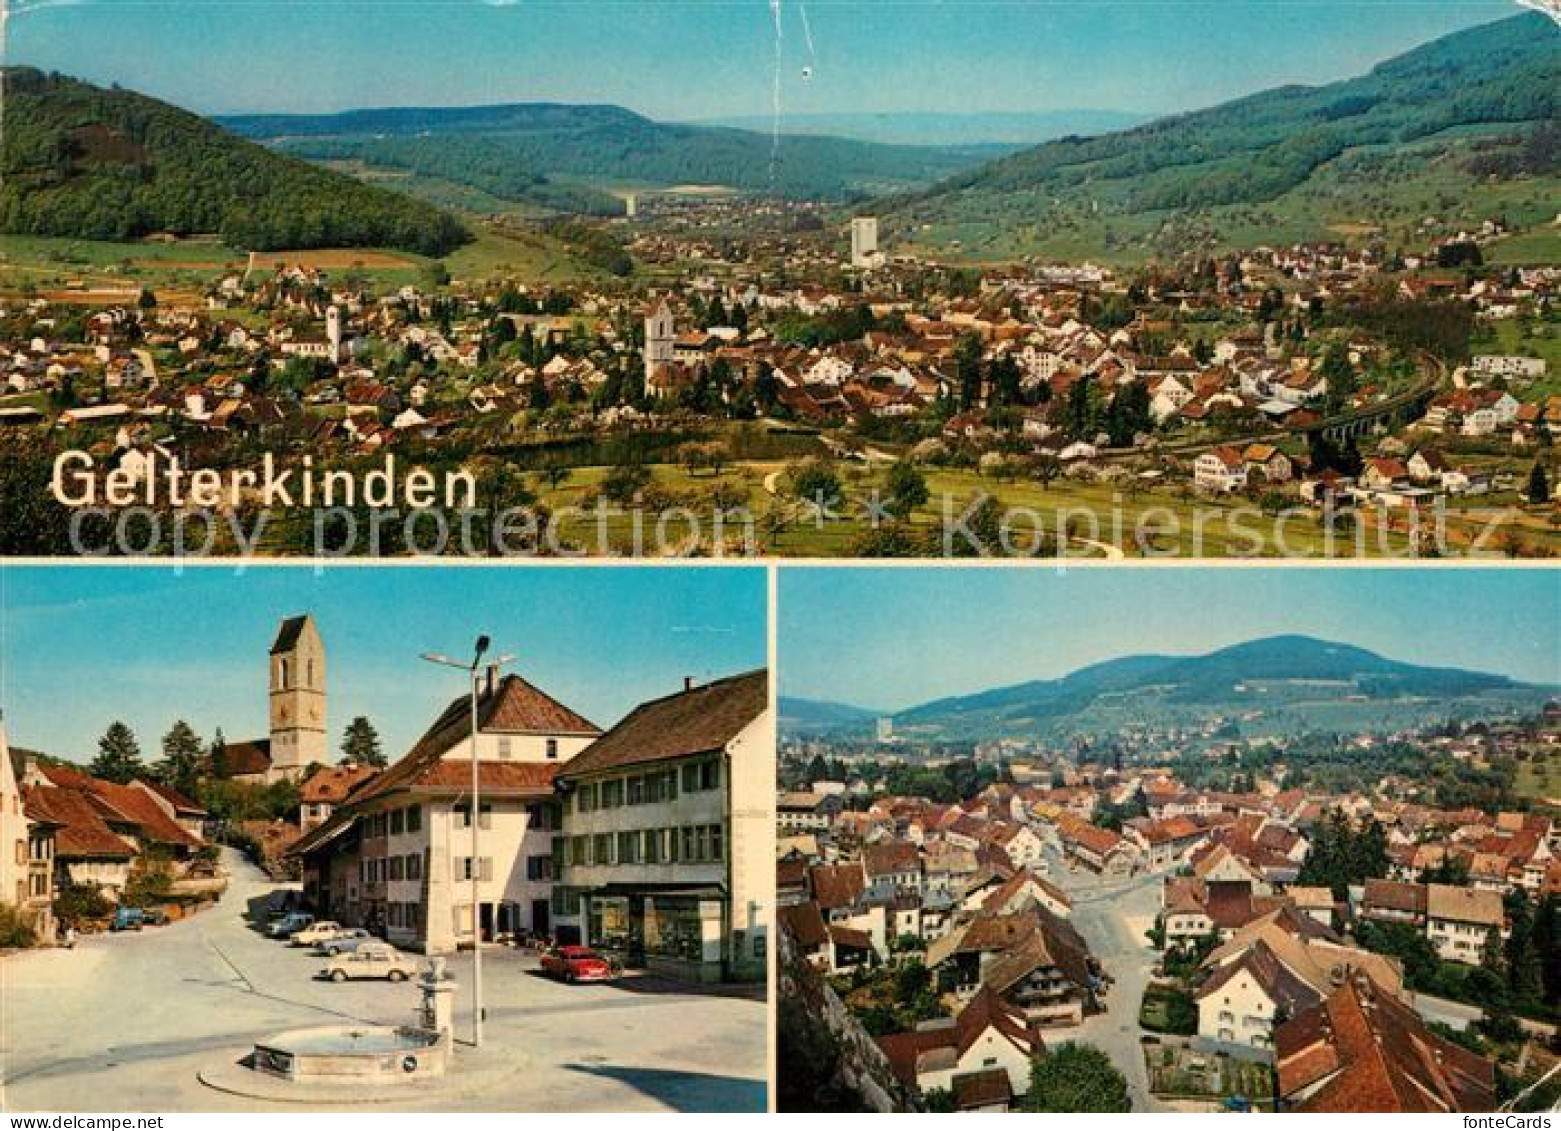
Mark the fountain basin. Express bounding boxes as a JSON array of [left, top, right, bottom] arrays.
[[252, 1025, 449, 1081]]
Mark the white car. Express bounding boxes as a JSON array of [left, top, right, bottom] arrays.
[[319, 943, 420, 983], [289, 920, 349, 947], [313, 928, 375, 956]]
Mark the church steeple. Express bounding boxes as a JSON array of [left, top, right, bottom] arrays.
[[268, 613, 326, 778]]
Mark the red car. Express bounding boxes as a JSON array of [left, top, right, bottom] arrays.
[[540, 945, 613, 983]]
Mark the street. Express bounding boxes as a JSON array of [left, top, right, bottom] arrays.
[[1039, 844, 1169, 1112], [0, 851, 766, 1112]]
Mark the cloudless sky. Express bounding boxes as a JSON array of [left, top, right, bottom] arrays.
[[780, 567, 1561, 710], [0, 565, 766, 766], [3, 0, 1528, 118]]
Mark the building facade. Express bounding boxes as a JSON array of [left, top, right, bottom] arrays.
[[292, 669, 601, 952], [555, 670, 771, 983]]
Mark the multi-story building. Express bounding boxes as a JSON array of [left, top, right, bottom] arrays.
[[3, 730, 56, 941], [299, 763, 377, 831], [2, 728, 31, 919], [554, 670, 771, 983], [1425, 884, 1505, 965], [292, 668, 602, 951]]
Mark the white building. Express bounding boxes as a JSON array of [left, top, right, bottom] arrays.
[[293, 668, 603, 952], [850, 217, 883, 269], [1425, 884, 1505, 965], [555, 670, 771, 983]]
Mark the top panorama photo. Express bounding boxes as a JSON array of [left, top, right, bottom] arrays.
[[0, 0, 1557, 559]]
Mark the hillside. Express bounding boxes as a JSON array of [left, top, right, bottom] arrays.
[[218, 102, 993, 201], [892, 12, 1561, 262], [692, 109, 1148, 147], [0, 68, 469, 255], [809, 636, 1551, 743], [779, 696, 881, 735]]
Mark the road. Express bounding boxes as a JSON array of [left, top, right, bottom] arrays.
[[1040, 846, 1169, 1112], [0, 850, 765, 1112]]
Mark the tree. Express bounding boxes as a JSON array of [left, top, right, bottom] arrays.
[[1504, 891, 1542, 1006], [1318, 341, 1357, 413], [884, 461, 929, 519], [341, 716, 385, 768], [1526, 460, 1550, 505], [600, 459, 652, 504], [209, 728, 229, 780], [791, 460, 844, 513], [156, 720, 204, 794], [91, 721, 144, 784], [1023, 1043, 1131, 1112], [954, 332, 984, 410], [1534, 895, 1561, 1008]]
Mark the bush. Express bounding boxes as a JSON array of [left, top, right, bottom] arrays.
[[124, 866, 173, 908], [0, 903, 39, 948], [54, 882, 112, 926]]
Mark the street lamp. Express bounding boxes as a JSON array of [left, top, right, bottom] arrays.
[[421, 636, 512, 1050]]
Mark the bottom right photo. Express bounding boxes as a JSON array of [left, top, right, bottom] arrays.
[[774, 567, 1561, 1114]]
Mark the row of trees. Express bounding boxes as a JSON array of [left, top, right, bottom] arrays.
[[88, 714, 386, 796]]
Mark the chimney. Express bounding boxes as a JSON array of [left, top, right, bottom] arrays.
[[486, 664, 499, 698], [684, 676, 695, 692]]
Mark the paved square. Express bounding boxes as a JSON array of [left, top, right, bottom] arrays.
[[0, 852, 766, 1112]]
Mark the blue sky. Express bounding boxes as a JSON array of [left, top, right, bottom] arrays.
[[5, 0, 1525, 118], [780, 568, 1561, 710], [0, 565, 766, 766]]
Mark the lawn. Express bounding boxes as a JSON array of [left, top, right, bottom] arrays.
[[511, 456, 1561, 558], [1513, 749, 1561, 808]]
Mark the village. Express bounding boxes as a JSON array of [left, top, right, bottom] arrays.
[[0, 603, 771, 1112], [775, 704, 1561, 1113], [2, 205, 1557, 556]]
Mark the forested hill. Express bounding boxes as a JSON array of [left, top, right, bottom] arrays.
[[893, 11, 1560, 254], [0, 68, 469, 255], [218, 102, 993, 200]]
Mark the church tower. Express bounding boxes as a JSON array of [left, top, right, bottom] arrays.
[[325, 305, 343, 364], [268, 614, 327, 778], [643, 299, 676, 397]]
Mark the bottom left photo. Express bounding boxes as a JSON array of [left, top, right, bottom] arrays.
[[0, 563, 772, 1113]]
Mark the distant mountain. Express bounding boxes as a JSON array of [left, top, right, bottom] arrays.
[[779, 696, 880, 735], [856, 635, 1550, 742], [693, 110, 1149, 147], [217, 102, 995, 202], [892, 12, 1561, 260], [0, 68, 468, 255]]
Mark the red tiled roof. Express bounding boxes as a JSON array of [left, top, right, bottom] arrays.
[[557, 670, 764, 779], [301, 764, 378, 804], [219, 740, 274, 777], [952, 1068, 1012, 1110], [877, 987, 1043, 1091], [136, 780, 207, 816], [350, 672, 600, 806], [23, 785, 136, 859], [808, 863, 865, 911], [1277, 974, 1495, 1112], [39, 766, 202, 848], [777, 901, 828, 949]]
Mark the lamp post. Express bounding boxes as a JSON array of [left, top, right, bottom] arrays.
[[421, 636, 512, 1050]]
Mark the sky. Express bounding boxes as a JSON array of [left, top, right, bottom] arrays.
[[780, 567, 1561, 710], [2, 0, 1529, 119], [0, 564, 766, 766]]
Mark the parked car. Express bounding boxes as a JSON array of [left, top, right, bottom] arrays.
[[314, 929, 375, 956], [142, 907, 169, 926], [263, 891, 302, 922], [110, 907, 145, 932], [319, 943, 419, 983], [539, 945, 612, 983], [267, 911, 315, 939], [289, 920, 350, 947]]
